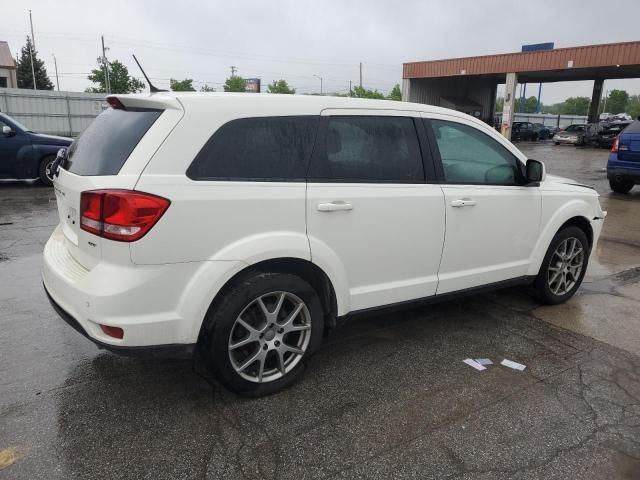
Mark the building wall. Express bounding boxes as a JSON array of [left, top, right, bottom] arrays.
[[0, 87, 106, 136], [406, 77, 497, 122], [0, 67, 17, 88]]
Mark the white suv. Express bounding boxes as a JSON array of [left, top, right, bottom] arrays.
[[43, 93, 606, 395]]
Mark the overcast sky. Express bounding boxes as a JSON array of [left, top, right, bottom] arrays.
[[2, 0, 640, 104]]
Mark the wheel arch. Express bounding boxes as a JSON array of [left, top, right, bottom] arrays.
[[528, 201, 594, 277], [197, 257, 340, 344]]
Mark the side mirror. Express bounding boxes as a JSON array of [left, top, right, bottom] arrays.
[[526, 159, 545, 184], [2, 125, 14, 137]]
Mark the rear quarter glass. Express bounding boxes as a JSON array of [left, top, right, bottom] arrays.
[[65, 108, 162, 176]]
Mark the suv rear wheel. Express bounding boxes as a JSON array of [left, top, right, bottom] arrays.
[[533, 226, 589, 305], [200, 272, 324, 396], [609, 178, 634, 194]]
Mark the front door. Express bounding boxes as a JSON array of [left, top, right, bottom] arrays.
[[306, 111, 445, 313], [0, 118, 27, 177], [425, 115, 541, 294]]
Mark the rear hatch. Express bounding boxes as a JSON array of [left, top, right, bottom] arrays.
[[53, 95, 183, 270], [617, 121, 640, 162]]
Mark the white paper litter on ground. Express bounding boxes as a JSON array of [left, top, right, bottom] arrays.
[[475, 358, 493, 366], [463, 359, 486, 371], [501, 359, 526, 371]]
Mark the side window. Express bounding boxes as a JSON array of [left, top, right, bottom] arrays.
[[187, 116, 318, 181], [430, 119, 525, 185], [309, 116, 424, 183]]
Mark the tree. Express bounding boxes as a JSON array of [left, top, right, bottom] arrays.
[[605, 89, 629, 114], [266, 79, 295, 94], [223, 76, 246, 92], [351, 85, 385, 99], [200, 84, 216, 92], [170, 78, 195, 91], [387, 84, 402, 101], [86, 60, 145, 94], [626, 95, 640, 120], [16, 36, 54, 90], [513, 96, 539, 113]]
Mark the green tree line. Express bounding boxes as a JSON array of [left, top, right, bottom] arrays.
[[495, 89, 640, 119]]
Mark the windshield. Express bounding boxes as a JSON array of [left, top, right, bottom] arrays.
[[0, 113, 33, 132], [565, 125, 584, 132]]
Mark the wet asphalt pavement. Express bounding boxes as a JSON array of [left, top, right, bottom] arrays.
[[1, 142, 640, 479]]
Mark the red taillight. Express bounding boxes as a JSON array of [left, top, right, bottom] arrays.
[[106, 96, 126, 110], [100, 324, 124, 339], [611, 136, 619, 153], [80, 190, 170, 242]]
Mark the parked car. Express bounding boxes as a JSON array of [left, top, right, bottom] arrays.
[[553, 124, 587, 145], [0, 112, 73, 186], [532, 123, 551, 140], [607, 120, 640, 193], [596, 121, 632, 149], [43, 93, 606, 396], [511, 121, 539, 141]]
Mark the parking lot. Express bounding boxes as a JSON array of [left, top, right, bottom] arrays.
[[1, 142, 639, 479]]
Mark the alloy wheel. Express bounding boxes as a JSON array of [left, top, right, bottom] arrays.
[[547, 237, 584, 296], [228, 291, 312, 383]]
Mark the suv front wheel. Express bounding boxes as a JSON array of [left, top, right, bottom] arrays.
[[533, 226, 589, 305], [200, 272, 324, 396]]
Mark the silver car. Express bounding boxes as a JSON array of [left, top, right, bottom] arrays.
[[553, 124, 587, 145]]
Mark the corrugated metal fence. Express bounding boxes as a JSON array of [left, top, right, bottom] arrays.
[[0, 88, 106, 137]]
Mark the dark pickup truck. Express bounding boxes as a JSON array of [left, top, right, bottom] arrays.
[[0, 112, 72, 186]]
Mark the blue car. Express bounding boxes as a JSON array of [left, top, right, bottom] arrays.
[[607, 120, 640, 194], [0, 112, 73, 186]]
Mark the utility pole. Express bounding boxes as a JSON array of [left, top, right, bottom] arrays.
[[28, 40, 36, 90], [230, 66, 237, 76], [101, 35, 110, 94], [26, 11, 36, 90], [359, 62, 362, 88], [52, 54, 60, 91], [29, 10, 36, 50]]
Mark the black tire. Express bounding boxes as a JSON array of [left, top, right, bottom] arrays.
[[532, 133, 539, 141], [38, 155, 56, 186], [609, 178, 634, 194], [554, 141, 560, 145], [533, 226, 590, 305], [200, 272, 324, 396]]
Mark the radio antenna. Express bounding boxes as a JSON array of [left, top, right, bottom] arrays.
[[132, 54, 167, 93]]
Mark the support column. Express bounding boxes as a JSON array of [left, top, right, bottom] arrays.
[[588, 78, 604, 123], [401, 78, 411, 102], [501, 72, 517, 140]]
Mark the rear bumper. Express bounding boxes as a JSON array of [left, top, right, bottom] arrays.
[[42, 224, 245, 352], [44, 284, 195, 358], [607, 156, 640, 182]]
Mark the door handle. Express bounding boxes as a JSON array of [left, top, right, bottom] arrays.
[[317, 201, 353, 212], [451, 198, 477, 208]]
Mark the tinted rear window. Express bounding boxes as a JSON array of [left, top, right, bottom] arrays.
[[187, 116, 318, 181], [65, 108, 162, 176]]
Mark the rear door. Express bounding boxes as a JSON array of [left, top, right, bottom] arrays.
[[53, 97, 182, 269], [424, 114, 541, 294], [306, 110, 445, 312]]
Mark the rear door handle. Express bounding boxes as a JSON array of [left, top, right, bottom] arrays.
[[451, 198, 477, 208], [317, 201, 353, 212]]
